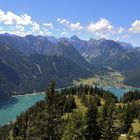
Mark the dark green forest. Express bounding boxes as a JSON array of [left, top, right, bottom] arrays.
[[0, 82, 140, 140]]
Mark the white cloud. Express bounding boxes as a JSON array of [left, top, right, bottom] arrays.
[[69, 22, 83, 31], [16, 25, 24, 31], [129, 20, 140, 33], [0, 9, 48, 36], [87, 18, 125, 38], [0, 9, 42, 35], [32, 22, 40, 32], [57, 18, 83, 31], [0, 27, 5, 34], [43, 22, 54, 29], [61, 31, 69, 35], [57, 18, 70, 25], [0, 29, 32, 36], [116, 27, 125, 34], [57, 18, 61, 22], [87, 18, 113, 35], [0, 10, 32, 25], [0, 9, 129, 39], [20, 14, 32, 25], [39, 28, 52, 36]]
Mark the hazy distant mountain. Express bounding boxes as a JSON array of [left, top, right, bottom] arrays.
[[117, 41, 134, 49], [70, 35, 87, 53], [68, 36, 140, 87], [0, 34, 90, 67], [0, 34, 55, 55], [69, 37, 125, 61]]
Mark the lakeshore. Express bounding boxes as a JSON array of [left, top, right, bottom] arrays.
[[12, 91, 46, 97], [0, 94, 45, 126], [0, 85, 140, 126]]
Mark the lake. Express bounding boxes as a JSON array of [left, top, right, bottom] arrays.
[[0, 94, 45, 126], [104, 86, 130, 99], [0, 87, 138, 126]]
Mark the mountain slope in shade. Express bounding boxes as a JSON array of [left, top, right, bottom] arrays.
[[0, 34, 55, 55], [0, 33, 140, 91], [0, 41, 95, 99], [0, 34, 93, 69], [117, 41, 134, 49]]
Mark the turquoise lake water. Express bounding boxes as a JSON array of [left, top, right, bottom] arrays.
[[104, 87, 130, 99], [0, 87, 139, 126], [0, 94, 45, 126]]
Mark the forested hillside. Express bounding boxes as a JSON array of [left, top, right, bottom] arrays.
[[1, 82, 140, 140], [0, 41, 97, 99]]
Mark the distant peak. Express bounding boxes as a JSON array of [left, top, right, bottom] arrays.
[[70, 35, 80, 40], [117, 41, 134, 49], [25, 34, 36, 38], [89, 38, 96, 42], [98, 38, 107, 41], [0, 33, 18, 37]]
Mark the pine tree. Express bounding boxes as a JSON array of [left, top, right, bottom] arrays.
[[122, 103, 134, 133], [99, 99, 118, 140], [81, 92, 86, 104], [94, 95, 101, 106], [89, 86, 93, 95], [62, 112, 86, 140], [138, 113, 140, 124], [44, 81, 62, 140], [63, 95, 76, 113], [85, 96, 100, 140]]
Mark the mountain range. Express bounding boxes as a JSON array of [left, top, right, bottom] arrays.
[[0, 33, 140, 99], [69, 36, 140, 87]]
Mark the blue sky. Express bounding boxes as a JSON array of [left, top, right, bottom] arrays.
[[0, 0, 140, 46]]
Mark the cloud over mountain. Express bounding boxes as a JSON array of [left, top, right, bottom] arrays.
[[0, 9, 140, 46], [57, 18, 83, 31], [129, 20, 140, 33]]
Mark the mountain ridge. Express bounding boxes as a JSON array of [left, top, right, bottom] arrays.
[[0, 34, 140, 99]]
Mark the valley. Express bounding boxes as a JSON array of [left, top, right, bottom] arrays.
[[73, 71, 126, 88], [0, 83, 139, 126], [0, 34, 140, 140], [0, 34, 140, 100], [1, 1, 140, 139]]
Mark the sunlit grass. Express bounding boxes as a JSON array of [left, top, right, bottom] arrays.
[[62, 95, 140, 140], [62, 95, 87, 120], [73, 95, 87, 116], [132, 119, 140, 133], [118, 120, 140, 140]]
